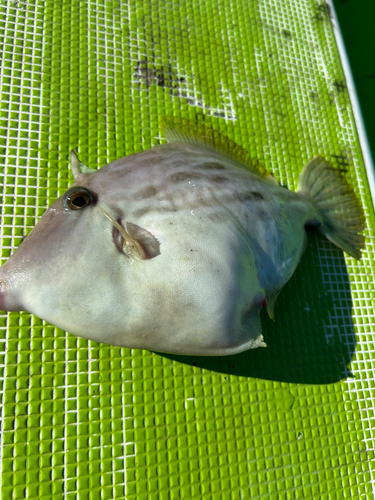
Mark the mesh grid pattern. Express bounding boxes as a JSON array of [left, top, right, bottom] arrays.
[[0, 0, 375, 498]]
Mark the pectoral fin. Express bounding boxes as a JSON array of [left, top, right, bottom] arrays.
[[99, 207, 160, 260], [126, 222, 161, 259]]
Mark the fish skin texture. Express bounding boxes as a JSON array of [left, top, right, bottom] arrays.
[[0, 138, 364, 355]]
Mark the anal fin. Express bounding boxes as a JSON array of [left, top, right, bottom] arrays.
[[266, 288, 283, 321]]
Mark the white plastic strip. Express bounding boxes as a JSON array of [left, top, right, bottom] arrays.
[[328, 0, 375, 208]]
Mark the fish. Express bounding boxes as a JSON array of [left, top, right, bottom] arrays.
[[0, 118, 365, 356]]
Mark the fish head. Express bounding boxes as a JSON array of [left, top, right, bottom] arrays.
[[0, 176, 105, 313], [0, 152, 160, 339]]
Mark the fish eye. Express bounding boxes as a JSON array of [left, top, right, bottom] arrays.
[[64, 187, 94, 210]]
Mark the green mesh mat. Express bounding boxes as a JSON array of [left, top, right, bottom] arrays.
[[0, 0, 375, 498]]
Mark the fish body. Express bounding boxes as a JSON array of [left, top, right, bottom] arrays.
[[0, 120, 365, 355]]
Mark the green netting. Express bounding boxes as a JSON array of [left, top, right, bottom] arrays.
[[0, 0, 375, 498]]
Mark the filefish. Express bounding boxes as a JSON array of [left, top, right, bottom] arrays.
[[0, 118, 365, 355]]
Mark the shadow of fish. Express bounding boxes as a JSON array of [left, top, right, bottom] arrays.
[[0, 118, 365, 356]]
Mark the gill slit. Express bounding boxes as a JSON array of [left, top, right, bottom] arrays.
[[98, 206, 140, 259]]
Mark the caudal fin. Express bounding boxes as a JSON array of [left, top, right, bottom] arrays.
[[298, 156, 365, 259]]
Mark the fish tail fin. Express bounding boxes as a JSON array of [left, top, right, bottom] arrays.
[[297, 156, 365, 260]]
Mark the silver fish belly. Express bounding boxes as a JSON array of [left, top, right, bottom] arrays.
[[0, 121, 365, 355]]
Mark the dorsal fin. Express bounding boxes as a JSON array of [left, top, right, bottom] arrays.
[[160, 116, 273, 179], [71, 151, 95, 179]]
